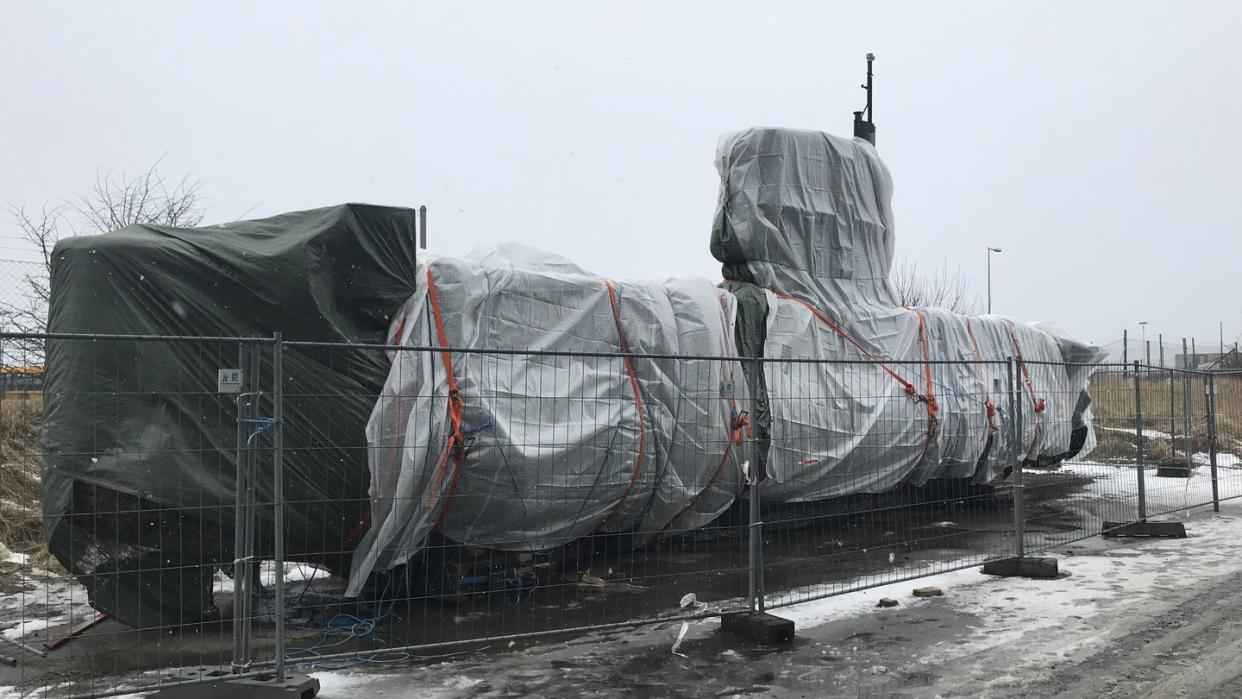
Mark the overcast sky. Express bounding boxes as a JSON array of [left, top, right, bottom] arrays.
[[3, 1, 1239, 350]]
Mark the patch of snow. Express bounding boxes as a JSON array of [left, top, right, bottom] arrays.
[[1, 543, 27, 565], [1099, 425, 1173, 439], [773, 566, 984, 629], [1191, 451, 1242, 468], [0, 568, 96, 644], [913, 503, 1242, 688], [212, 561, 327, 593]]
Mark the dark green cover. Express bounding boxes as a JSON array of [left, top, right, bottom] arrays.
[[43, 204, 419, 628]]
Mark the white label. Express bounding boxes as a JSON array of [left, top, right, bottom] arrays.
[[217, 369, 244, 393], [1206, 383, 1219, 395]]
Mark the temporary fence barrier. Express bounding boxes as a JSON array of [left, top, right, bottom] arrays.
[[1, 333, 1238, 698]]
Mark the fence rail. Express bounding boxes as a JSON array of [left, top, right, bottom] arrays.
[[1, 333, 1238, 697]]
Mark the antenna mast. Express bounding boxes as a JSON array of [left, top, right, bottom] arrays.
[[853, 52, 876, 145]]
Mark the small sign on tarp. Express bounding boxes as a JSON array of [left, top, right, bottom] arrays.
[[217, 369, 244, 393]]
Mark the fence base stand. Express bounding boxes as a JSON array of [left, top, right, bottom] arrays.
[[1103, 521, 1187, 539], [980, 556, 1059, 579], [1155, 459, 1194, 478], [721, 611, 795, 645], [152, 668, 319, 698]]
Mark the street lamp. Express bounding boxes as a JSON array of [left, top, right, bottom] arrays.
[[986, 247, 1002, 314], [1139, 321, 1149, 366]]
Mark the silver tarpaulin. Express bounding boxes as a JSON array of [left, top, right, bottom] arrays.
[[347, 129, 1105, 594]]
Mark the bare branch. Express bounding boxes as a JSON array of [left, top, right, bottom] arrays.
[[72, 159, 205, 235], [892, 258, 983, 316], [4, 160, 207, 346]]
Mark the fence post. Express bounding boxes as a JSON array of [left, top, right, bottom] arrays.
[[1105, 360, 1188, 538], [1134, 360, 1147, 523], [1207, 372, 1220, 512], [1123, 329, 1128, 378], [748, 472, 764, 612], [231, 341, 255, 673], [982, 356, 1061, 577], [1182, 368, 1192, 463], [272, 332, 286, 682], [1009, 357, 1024, 559], [1169, 368, 1176, 445], [747, 358, 765, 613], [724, 357, 793, 644]]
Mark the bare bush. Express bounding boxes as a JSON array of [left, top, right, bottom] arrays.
[[72, 162, 205, 237], [2, 161, 206, 341], [891, 259, 982, 315]]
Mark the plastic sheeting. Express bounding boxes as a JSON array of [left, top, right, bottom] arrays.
[[350, 128, 1106, 592], [711, 128, 1107, 501], [43, 204, 421, 627], [346, 244, 750, 595]]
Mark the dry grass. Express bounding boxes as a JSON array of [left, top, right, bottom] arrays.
[[1088, 428, 1174, 463], [1087, 369, 1242, 461], [0, 398, 63, 590], [1090, 371, 1239, 436], [1, 401, 42, 551]]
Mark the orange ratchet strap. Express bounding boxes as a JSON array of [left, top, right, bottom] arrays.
[[966, 319, 999, 433], [603, 280, 648, 523], [660, 295, 752, 531], [1004, 320, 1046, 413], [425, 268, 468, 525], [770, 289, 923, 400], [909, 308, 941, 453]]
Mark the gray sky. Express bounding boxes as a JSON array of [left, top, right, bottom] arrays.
[[3, 1, 1240, 349]]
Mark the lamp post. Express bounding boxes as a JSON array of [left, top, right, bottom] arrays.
[[986, 247, 1002, 314], [1139, 321, 1149, 369]]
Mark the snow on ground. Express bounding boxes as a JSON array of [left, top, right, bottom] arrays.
[[7, 465, 1242, 697], [0, 568, 93, 643], [295, 500, 1242, 698], [1192, 450, 1241, 468], [918, 506, 1242, 694], [1059, 458, 1242, 513], [0, 545, 27, 566], [210, 561, 327, 593], [1099, 425, 1173, 439]]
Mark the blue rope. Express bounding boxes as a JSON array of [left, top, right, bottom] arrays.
[[238, 416, 282, 447], [284, 578, 410, 669]]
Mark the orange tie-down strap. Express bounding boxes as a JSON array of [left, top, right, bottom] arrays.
[[764, 286, 939, 454], [603, 280, 649, 524], [771, 289, 924, 399], [425, 268, 468, 528], [660, 292, 753, 529], [661, 396, 752, 531], [1004, 320, 1047, 414], [909, 308, 941, 455], [966, 319, 999, 433], [340, 274, 466, 553]]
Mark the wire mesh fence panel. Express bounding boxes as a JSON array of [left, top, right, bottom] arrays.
[[759, 357, 1025, 610], [1, 334, 284, 697], [1022, 364, 1141, 555], [1209, 371, 1242, 504], [272, 343, 752, 670], [13, 332, 1242, 696], [1141, 366, 1216, 518]]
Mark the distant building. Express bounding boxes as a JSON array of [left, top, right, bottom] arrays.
[[1175, 349, 1242, 370], [0, 364, 43, 402]]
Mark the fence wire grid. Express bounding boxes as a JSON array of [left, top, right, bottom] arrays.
[[1, 332, 1238, 698]]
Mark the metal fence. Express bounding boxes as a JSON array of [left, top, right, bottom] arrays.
[[2, 333, 1240, 698]]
